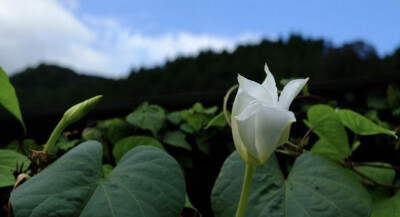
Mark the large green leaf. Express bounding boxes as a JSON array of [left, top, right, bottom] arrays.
[[211, 151, 371, 217], [113, 136, 165, 163], [371, 191, 400, 217], [11, 141, 186, 217], [338, 109, 398, 138], [0, 67, 25, 132], [305, 105, 351, 161], [126, 102, 166, 135], [0, 149, 29, 187]]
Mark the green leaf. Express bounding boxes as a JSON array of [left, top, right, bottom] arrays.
[[57, 139, 79, 151], [179, 123, 194, 134], [355, 162, 395, 201], [113, 136, 165, 163], [364, 110, 390, 129], [371, 191, 400, 217], [11, 142, 186, 217], [356, 162, 395, 186], [0, 67, 25, 133], [21, 138, 43, 155], [305, 105, 351, 161], [102, 164, 114, 178], [98, 118, 131, 144], [181, 103, 216, 131], [167, 111, 182, 126], [204, 111, 228, 129], [126, 102, 166, 135], [0, 149, 29, 187], [163, 130, 192, 150], [211, 152, 371, 217], [185, 194, 195, 209], [351, 140, 361, 152], [338, 109, 397, 138], [195, 133, 212, 155], [6, 140, 20, 151], [82, 127, 103, 142]]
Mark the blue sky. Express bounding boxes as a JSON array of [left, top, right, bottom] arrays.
[[1, 0, 399, 78]]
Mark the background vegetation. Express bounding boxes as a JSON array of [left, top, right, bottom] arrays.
[[1, 35, 399, 144], [1, 34, 400, 217]]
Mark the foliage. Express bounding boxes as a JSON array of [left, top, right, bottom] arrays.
[[0, 149, 29, 187], [11, 142, 185, 217], [211, 152, 371, 217], [1, 66, 400, 217], [0, 67, 25, 133]]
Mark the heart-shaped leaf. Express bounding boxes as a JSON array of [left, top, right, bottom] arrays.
[[338, 109, 397, 138], [305, 105, 351, 161], [211, 151, 371, 217], [11, 141, 185, 217], [126, 102, 166, 136]]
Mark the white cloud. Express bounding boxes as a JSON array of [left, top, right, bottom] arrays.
[[0, 0, 263, 78]]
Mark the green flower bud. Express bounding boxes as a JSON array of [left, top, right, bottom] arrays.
[[63, 95, 103, 124]]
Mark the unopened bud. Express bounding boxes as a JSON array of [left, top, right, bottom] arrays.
[[63, 95, 102, 124]]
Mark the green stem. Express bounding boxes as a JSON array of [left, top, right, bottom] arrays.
[[235, 163, 257, 217], [43, 118, 67, 154]]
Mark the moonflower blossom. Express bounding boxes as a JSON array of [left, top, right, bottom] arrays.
[[231, 64, 309, 165]]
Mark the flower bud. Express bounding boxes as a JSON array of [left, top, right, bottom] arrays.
[[231, 64, 308, 165], [63, 95, 102, 124]]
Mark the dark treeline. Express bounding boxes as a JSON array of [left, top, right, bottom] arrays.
[[4, 34, 400, 133]]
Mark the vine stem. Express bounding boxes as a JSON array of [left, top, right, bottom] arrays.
[[235, 163, 257, 217], [223, 84, 239, 127], [42, 118, 67, 154]]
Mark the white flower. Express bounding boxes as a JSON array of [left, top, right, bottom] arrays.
[[231, 64, 309, 165]]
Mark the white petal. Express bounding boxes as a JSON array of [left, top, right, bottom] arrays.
[[236, 112, 258, 160], [254, 106, 296, 163], [231, 87, 255, 117], [238, 74, 274, 106], [232, 113, 259, 165], [235, 100, 262, 121], [261, 63, 278, 105], [231, 117, 250, 160], [278, 78, 309, 110], [231, 91, 259, 162], [234, 103, 261, 161]]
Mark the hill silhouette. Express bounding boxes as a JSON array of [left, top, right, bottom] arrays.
[[9, 35, 400, 113], [2, 34, 400, 142]]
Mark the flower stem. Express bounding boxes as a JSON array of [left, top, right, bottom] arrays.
[[235, 163, 257, 217], [43, 118, 67, 154]]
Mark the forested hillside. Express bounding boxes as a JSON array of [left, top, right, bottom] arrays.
[[2, 35, 400, 142], [10, 35, 400, 112]]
